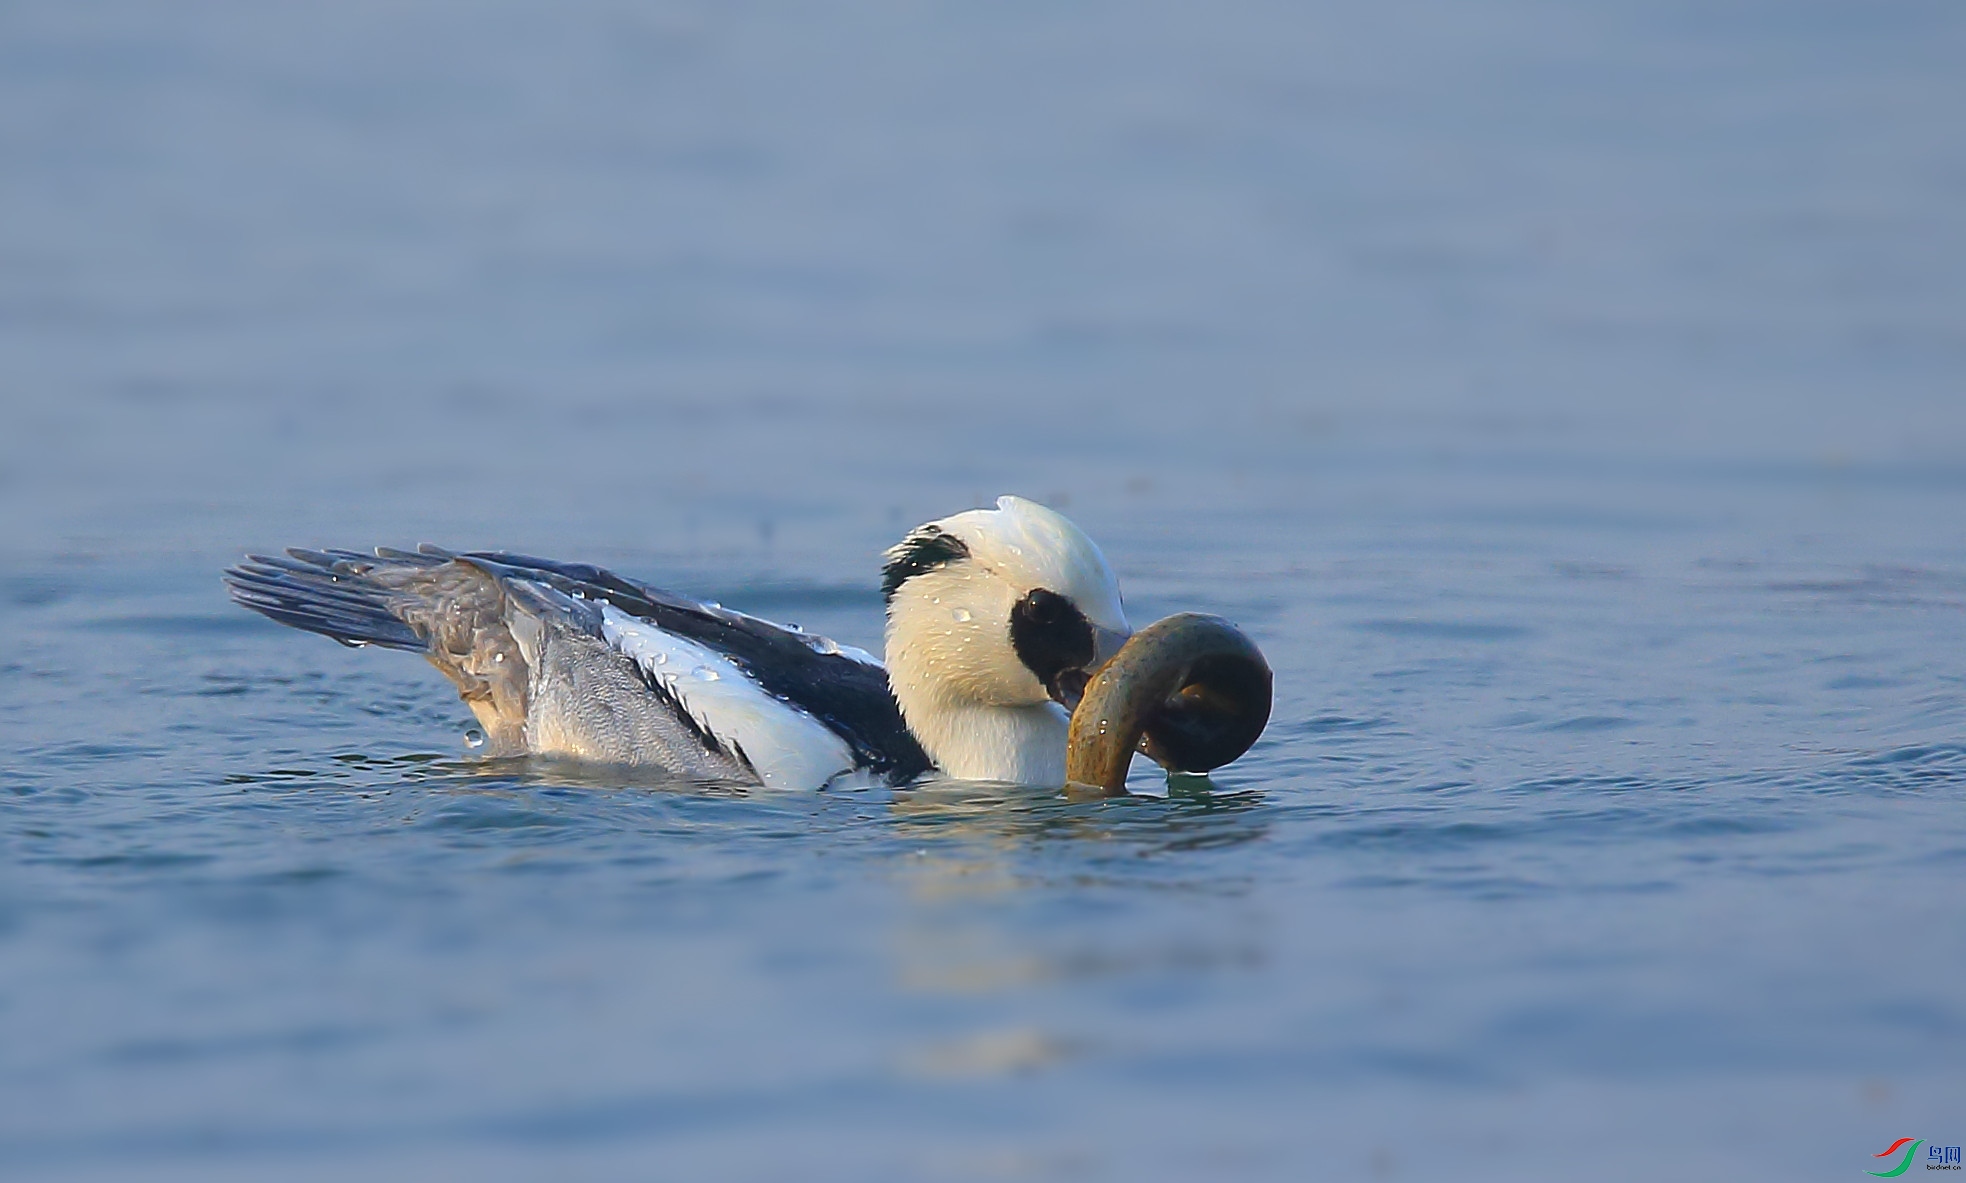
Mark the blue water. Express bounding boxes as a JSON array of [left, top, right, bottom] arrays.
[[4, 2, 1965, 1178]]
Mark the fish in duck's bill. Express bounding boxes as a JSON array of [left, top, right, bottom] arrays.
[[224, 496, 1270, 792]]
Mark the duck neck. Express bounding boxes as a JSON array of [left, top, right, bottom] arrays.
[[895, 691, 1070, 785]]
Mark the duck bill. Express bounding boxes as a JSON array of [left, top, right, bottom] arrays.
[[1064, 613, 1273, 796], [1046, 625, 1132, 712]]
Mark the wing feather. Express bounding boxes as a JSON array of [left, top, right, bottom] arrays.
[[226, 546, 932, 785], [463, 552, 930, 782]]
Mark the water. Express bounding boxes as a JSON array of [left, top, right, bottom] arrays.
[[4, 1, 1965, 1179]]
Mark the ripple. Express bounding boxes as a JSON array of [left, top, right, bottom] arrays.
[[1, 575, 75, 607], [1293, 715, 1394, 735], [1542, 715, 1634, 733], [1352, 619, 1531, 641], [81, 613, 262, 636]]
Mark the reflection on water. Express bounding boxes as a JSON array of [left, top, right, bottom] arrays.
[[885, 781, 1272, 1111], [889, 779, 1270, 863], [887, 780, 1270, 999]]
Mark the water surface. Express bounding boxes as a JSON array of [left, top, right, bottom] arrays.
[[3, 1, 1965, 1178]]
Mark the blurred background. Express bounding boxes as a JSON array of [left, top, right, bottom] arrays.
[[5, 0, 1960, 567], [2, 1, 1963, 1179]]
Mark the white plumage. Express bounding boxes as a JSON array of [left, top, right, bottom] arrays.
[[883, 497, 1129, 783], [599, 606, 860, 790]]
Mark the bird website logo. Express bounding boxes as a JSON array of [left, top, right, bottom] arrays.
[[1867, 1138, 1963, 1175]]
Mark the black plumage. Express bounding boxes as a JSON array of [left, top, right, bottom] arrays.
[[880, 526, 970, 605]]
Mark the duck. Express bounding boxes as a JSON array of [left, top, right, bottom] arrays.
[[225, 496, 1147, 790]]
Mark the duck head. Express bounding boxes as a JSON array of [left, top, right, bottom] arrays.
[[882, 497, 1271, 789], [883, 496, 1130, 782]]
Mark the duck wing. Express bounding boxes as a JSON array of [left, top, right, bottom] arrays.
[[463, 550, 930, 785], [224, 546, 930, 788]]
